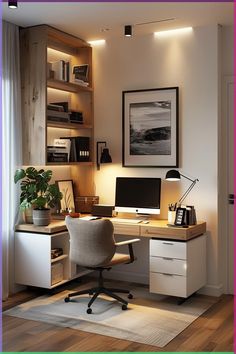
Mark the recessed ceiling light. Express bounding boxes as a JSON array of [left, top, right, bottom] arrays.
[[124, 25, 132, 37], [101, 28, 110, 33], [154, 27, 193, 37]]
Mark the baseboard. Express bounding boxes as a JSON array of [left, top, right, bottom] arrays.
[[197, 283, 224, 297], [104, 269, 149, 285]]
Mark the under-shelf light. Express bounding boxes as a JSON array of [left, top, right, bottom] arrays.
[[154, 27, 193, 37], [87, 39, 106, 46]]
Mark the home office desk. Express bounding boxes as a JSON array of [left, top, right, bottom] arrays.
[[15, 219, 206, 298]]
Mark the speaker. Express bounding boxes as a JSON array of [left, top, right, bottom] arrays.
[[91, 204, 114, 217]]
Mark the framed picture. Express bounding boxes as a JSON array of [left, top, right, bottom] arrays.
[[122, 87, 179, 167], [56, 180, 75, 212]]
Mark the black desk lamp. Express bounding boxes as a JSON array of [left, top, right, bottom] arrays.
[[165, 169, 199, 204], [96, 141, 112, 170]]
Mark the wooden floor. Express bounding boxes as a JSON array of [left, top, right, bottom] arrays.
[[2, 286, 234, 352]]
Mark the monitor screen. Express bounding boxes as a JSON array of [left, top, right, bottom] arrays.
[[115, 177, 161, 215]]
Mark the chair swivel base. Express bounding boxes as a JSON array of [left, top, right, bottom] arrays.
[[64, 286, 133, 314]]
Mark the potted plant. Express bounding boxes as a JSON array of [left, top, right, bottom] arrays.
[[14, 167, 63, 226]]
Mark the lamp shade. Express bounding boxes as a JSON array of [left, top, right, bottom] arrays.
[[8, 1, 18, 8], [100, 148, 112, 163], [165, 169, 181, 181]]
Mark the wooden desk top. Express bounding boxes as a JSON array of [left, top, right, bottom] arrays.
[[15, 218, 206, 241]]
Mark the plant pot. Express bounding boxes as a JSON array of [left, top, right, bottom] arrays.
[[33, 209, 51, 226]]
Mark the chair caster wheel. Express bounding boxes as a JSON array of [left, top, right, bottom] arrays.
[[64, 297, 70, 303], [122, 304, 128, 310], [87, 308, 92, 314], [128, 293, 133, 299]]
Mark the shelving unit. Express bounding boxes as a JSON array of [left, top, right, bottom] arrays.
[[14, 223, 92, 289], [20, 24, 94, 168]]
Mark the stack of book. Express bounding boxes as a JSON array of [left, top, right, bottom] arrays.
[[47, 139, 71, 163], [47, 103, 70, 123]]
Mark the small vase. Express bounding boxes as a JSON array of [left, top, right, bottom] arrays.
[[33, 209, 51, 226], [24, 206, 33, 224]]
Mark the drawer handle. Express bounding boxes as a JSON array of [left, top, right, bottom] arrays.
[[163, 257, 173, 261], [162, 273, 173, 276], [162, 242, 174, 245], [145, 230, 161, 235]]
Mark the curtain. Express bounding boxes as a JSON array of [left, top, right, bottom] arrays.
[[2, 21, 22, 300]]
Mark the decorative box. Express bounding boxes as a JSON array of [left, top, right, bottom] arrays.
[[75, 196, 99, 213]]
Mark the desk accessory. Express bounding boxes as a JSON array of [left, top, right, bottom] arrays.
[[174, 207, 186, 225], [92, 204, 114, 217], [75, 196, 99, 213]]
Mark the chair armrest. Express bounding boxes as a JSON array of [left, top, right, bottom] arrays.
[[115, 238, 140, 263], [115, 238, 140, 247]]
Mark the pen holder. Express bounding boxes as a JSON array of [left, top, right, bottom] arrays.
[[168, 211, 176, 225]]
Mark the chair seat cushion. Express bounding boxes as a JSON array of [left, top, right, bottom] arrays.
[[104, 253, 131, 266]]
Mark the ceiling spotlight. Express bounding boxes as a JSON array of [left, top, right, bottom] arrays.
[[124, 25, 132, 37], [8, 1, 18, 8]]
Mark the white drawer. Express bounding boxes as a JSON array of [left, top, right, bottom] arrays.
[[150, 256, 187, 276], [150, 272, 187, 297], [150, 239, 186, 259]]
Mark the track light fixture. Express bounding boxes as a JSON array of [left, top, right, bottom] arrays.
[[124, 25, 132, 37], [8, 1, 18, 8]]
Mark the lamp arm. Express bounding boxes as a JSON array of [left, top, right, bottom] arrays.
[[179, 173, 195, 183], [178, 179, 198, 204]]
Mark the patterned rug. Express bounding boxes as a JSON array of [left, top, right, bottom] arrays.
[[5, 282, 216, 348]]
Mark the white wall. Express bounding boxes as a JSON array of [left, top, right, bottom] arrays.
[[93, 25, 221, 294]]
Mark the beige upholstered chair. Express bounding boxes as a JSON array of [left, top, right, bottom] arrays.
[[64, 216, 140, 314]]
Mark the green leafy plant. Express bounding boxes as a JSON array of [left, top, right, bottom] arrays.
[[14, 167, 63, 210]]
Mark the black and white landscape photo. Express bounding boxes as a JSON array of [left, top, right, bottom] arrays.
[[129, 100, 171, 155]]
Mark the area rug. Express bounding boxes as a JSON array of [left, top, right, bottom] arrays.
[[5, 282, 217, 348]]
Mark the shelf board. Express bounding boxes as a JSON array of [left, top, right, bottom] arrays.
[[51, 254, 68, 263], [47, 161, 93, 166], [47, 79, 93, 93], [47, 121, 92, 130]]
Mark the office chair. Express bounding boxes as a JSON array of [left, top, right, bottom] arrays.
[[64, 216, 140, 314]]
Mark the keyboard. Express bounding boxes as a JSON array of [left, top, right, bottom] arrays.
[[112, 218, 142, 224]]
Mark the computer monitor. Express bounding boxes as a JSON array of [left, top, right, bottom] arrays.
[[115, 177, 161, 215]]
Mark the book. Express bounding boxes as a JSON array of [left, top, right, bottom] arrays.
[[48, 104, 65, 112], [51, 60, 65, 81]]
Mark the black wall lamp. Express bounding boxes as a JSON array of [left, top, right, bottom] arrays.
[[8, 1, 18, 8], [96, 141, 112, 170], [124, 25, 132, 37], [165, 169, 199, 204]]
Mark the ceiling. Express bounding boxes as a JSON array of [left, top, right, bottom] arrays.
[[2, 2, 234, 41]]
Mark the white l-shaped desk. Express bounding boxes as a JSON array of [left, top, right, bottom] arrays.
[[15, 218, 206, 298]]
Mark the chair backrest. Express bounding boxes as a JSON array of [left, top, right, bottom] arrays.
[[65, 216, 116, 267]]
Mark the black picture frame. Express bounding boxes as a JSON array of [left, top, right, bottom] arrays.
[[122, 87, 179, 167]]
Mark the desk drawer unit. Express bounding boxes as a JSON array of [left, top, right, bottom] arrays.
[[149, 235, 206, 298]]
